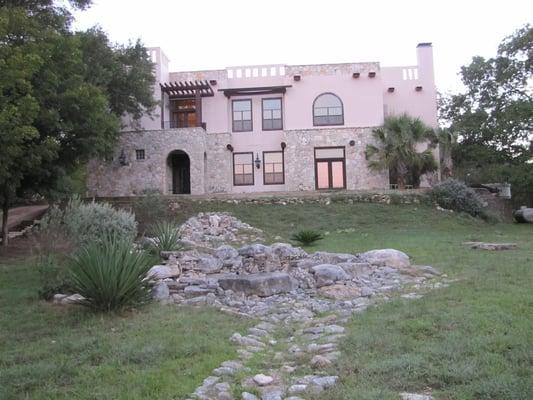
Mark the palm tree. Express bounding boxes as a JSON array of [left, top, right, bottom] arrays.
[[434, 128, 456, 179], [366, 114, 438, 189]]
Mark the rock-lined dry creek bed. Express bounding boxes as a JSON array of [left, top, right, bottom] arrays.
[[143, 213, 449, 400]]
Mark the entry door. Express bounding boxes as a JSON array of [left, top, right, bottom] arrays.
[[315, 147, 346, 190]]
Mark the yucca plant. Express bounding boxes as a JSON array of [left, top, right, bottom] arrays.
[[68, 236, 153, 312], [290, 230, 324, 246], [147, 221, 182, 254]]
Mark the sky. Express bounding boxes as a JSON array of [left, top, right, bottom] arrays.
[[73, 0, 533, 94]]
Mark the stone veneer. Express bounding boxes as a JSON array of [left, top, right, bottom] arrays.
[[87, 127, 389, 197]]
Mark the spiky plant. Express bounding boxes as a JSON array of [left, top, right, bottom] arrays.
[[68, 236, 153, 312], [290, 230, 324, 247], [147, 221, 182, 254]]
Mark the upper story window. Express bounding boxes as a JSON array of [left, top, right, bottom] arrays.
[[262, 98, 283, 130], [313, 93, 344, 126], [232, 99, 252, 132], [171, 99, 197, 128]]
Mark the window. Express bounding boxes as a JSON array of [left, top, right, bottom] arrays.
[[171, 99, 197, 128], [233, 152, 254, 185], [135, 149, 145, 160], [263, 151, 284, 184], [232, 99, 252, 132], [262, 98, 283, 130], [313, 93, 344, 126]]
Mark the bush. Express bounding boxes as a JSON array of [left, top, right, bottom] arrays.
[[37, 255, 74, 300], [68, 236, 153, 312], [132, 190, 169, 232], [431, 179, 486, 218], [290, 230, 324, 246], [146, 221, 182, 255]]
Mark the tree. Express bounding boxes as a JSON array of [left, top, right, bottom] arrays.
[[440, 24, 533, 205], [365, 114, 438, 189], [0, 1, 156, 245]]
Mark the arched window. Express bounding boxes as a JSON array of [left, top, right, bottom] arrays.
[[313, 93, 344, 126]]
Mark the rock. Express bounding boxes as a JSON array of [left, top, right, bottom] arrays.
[[310, 354, 332, 369], [242, 393, 259, 400], [61, 293, 85, 304], [337, 262, 372, 277], [312, 251, 359, 264], [183, 286, 214, 298], [238, 244, 273, 258], [229, 333, 265, 348], [209, 214, 221, 228], [514, 207, 533, 223], [463, 241, 517, 251], [151, 282, 170, 300], [311, 264, 349, 287], [218, 273, 296, 297], [215, 245, 239, 260], [400, 393, 433, 400], [253, 373, 273, 386], [318, 284, 361, 299], [359, 249, 410, 268], [197, 256, 224, 273], [288, 384, 307, 394], [260, 388, 283, 400], [52, 294, 68, 303], [270, 243, 307, 259], [147, 265, 181, 280], [308, 376, 338, 393]]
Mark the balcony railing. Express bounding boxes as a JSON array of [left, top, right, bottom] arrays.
[[162, 121, 206, 130]]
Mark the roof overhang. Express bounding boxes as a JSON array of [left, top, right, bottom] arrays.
[[160, 80, 214, 99], [219, 85, 292, 98]]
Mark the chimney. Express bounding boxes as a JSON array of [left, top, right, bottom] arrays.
[[416, 42, 434, 84]]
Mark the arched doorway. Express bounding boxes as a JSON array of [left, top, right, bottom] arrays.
[[167, 150, 191, 194]]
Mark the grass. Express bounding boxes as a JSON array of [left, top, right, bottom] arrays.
[[1, 201, 532, 399], [0, 261, 252, 400]]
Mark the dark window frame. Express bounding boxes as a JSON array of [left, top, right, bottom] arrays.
[[135, 149, 145, 161], [261, 97, 283, 131], [232, 99, 253, 132], [232, 152, 255, 186], [262, 150, 285, 185], [312, 92, 344, 127], [313, 146, 347, 190]]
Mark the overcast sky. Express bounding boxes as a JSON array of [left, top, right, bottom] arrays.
[[73, 0, 532, 93]]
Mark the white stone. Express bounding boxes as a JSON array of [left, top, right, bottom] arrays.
[[253, 374, 274, 386]]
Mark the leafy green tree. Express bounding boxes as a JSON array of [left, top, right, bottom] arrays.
[[440, 24, 533, 205], [0, 1, 155, 245], [365, 114, 438, 189]]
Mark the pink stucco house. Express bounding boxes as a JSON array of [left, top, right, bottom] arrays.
[[87, 43, 439, 196]]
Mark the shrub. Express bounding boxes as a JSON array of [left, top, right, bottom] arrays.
[[146, 221, 182, 254], [290, 230, 324, 246], [37, 255, 74, 300], [132, 189, 169, 232], [431, 179, 486, 218], [68, 236, 153, 312]]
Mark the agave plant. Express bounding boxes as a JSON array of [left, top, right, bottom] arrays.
[[290, 230, 324, 246], [147, 222, 182, 254], [68, 236, 153, 312]]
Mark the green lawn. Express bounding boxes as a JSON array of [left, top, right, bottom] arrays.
[[1, 202, 532, 399]]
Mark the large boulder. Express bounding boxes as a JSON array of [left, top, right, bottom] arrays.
[[147, 265, 181, 280], [238, 244, 273, 258], [215, 245, 239, 260], [311, 251, 359, 264], [270, 243, 307, 260], [151, 281, 170, 300], [218, 272, 296, 297], [318, 284, 361, 300], [197, 256, 223, 273], [359, 249, 410, 268], [311, 264, 350, 287]]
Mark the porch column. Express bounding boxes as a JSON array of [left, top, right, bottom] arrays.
[[160, 89, 165, 129], [195, 89, 202, 127]]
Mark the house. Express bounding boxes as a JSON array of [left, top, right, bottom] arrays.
[[87, 43, 439, 196]]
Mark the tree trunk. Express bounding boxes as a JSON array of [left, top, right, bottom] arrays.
[[1, 200, 8, 247], [397, 161, 408, 190]]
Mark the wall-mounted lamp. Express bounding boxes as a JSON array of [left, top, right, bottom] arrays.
[[387, 87, 395, 93], [118, 149, 128, 166], [415, 86, 423, 91], [281, 142, 287, 150], [226, 144, 234, 152], [368, 71, 376, 78], [352, 72, 360, 79], [254, 153, 261, 169], [293, 74, 301, 81], [349, 140, 356, 146], [209, 79, 217, 86]]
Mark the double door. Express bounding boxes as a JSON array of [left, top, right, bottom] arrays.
[[314, 147, 346, 190]]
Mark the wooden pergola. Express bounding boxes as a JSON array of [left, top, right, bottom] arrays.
[[159, 80, 214, 128]]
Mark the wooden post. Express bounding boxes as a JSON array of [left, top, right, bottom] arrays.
[[195, 89, 202, 128], [160, 89, 165, 129], [1, 199, 9, 247]]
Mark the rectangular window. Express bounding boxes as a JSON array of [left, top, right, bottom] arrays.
[[135, 149, 145, 160], [233, 152, 254, 185], [263, 151, 284, 184], [232, 99, 252, 132], [262, 98, 283, 130]]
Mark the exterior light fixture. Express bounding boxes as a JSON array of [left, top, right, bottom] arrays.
[[388, 87, 395, 93], [281, 142, 287, 150], [293, 74, 301, 81], [255, 153, 261, 169], [368, 71, 376, 78], [209, 79, 217, 85], [352, 72, 360, 79], [415, 86, 423, 91], [118, 149, 128, 166], [349, 140, 356, 146], [226, 144, 234, 152]]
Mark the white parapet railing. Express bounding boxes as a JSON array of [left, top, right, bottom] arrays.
[[226, 64, 286, 80], [402, 67, 419, 80]]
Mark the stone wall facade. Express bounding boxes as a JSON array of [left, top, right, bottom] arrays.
[[87, 127, 389, 197]]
